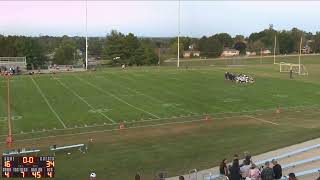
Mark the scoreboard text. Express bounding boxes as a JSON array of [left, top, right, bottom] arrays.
[[2, 156, 55, 178]]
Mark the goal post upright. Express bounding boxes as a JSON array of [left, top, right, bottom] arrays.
[[274, 35, 276, 64], [299, 36, 302, 75]]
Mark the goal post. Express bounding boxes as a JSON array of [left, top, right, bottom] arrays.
[[279, 62, 308, 75], [0, 57, 27, 67]]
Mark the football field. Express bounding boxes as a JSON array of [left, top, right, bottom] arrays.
[[1, 56, 320, 179]]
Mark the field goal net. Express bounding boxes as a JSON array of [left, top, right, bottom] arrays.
[[0, 57, 27, 69], [279, 62, 308, 75]]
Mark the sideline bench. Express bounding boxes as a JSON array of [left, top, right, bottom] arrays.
[[49, 144, 87, 155]]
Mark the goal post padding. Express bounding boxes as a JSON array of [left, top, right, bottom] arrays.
[[279, 62, 308, 75]]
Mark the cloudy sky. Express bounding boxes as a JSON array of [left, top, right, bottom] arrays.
[[0, 1, 319, 37]]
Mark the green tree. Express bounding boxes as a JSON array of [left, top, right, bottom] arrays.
[[53, 40, 77, 65], [234, 41, 247, 55]]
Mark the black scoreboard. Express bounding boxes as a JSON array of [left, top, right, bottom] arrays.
[[1, 156, 55, 178]]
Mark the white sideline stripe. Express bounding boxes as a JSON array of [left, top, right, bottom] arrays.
[[0, 114, 242, 138], [30, 77, 67, 128], [246, 115, 279, 126], [0, 117, 208, 144], [1, 104, 318, 138], [74, 75, 160, 119], [102, 74, 195, 115], [53, 77, 115, 123]]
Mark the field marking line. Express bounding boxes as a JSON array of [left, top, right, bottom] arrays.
[[2, 104, 317, 138], [30, 77, 67, 128], [1, 115, 245, 144], [73, 75, 161, 119], [101, 74, 195, 115], [129, 71, 226, 112], [246, 115, 280, 126], [53, 76, 115, 123]]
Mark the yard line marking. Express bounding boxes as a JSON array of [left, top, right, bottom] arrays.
[[246, 115, 279, 126], [73, 75, 161, 119], [101, 74, 195, 115], [30, 77, 67, 128], [0, 114, 250, 144], [53, 76, 115, 123]]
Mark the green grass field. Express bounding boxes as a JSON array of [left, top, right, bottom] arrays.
[[1, 55, 320, 179]]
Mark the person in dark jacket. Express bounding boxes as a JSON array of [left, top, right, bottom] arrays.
[[288, 173, 297, 180], [219, 159, 228, 176], [229, 159, 241, 180], [261, 161, 275, 180], [272, 159, 282, 179]]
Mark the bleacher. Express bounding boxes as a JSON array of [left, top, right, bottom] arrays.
[[167, 142, 320, 180]]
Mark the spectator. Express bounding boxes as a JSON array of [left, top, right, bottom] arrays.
[[240, 160, 251, 178], [316, 170, 320, 180], [248, 164, 260, 180], [135, 173, 140, 180], [271, 159, 282, 179], [220, 159, 228, 176], [261, 161, 274, 180], [288, 173, 297, 180], [234, 154, 239, 161], [179, 175, 185, 180], [229, 159, 241, 180], [243, 152, 251, 166]]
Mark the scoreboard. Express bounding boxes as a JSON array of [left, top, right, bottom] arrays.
[[1, 156, 55, 178]]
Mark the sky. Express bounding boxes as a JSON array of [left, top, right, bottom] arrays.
[[0, 1, 320, 37]]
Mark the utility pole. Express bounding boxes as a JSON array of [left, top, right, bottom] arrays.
[[177, 0, 180, 68], [85, 0, 88, 70], [5, 75, 13, 149]]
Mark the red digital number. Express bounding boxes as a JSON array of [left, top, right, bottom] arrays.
[[23, 157, 34, 164], [21, 172, 26, 178]]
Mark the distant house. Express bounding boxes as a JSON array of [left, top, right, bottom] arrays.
[[221, 49, 239, 57], [183, 50, 200, 58], [246, 51, 257, 56], [261, 49, 272, 55]]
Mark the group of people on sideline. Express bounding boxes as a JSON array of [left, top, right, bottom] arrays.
[[219, 153, 286, 180]]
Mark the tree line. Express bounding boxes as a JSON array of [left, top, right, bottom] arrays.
[[1, 26, 320, 68]]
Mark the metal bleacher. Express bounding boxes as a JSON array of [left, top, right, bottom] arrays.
[[203, 144, 320, 180]]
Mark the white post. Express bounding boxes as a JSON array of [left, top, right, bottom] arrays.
[[177, 0, 180, 68], [273, 35, 276, 64], [299, 36, 302, 74], [85, 0, 88, 70], [260, 48, 262, 64]]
